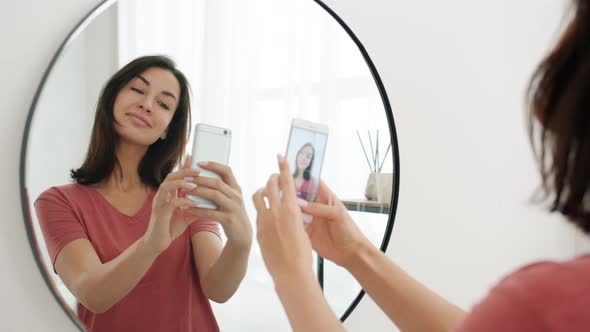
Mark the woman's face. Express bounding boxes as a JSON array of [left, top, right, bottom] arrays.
[[113, 67, 181, 146], [296, 145, 314, 171]]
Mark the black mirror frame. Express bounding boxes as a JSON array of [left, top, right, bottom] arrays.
[[19, 0, 400, 329]]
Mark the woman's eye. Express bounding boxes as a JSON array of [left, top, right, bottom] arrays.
[[158, 102, 170, 110], [131, 87, 144, 94]]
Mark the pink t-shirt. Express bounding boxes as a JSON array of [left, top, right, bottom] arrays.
[[454, 255, 590, 331], [34, 183, 221, 332], [297, 178, 317, 201]]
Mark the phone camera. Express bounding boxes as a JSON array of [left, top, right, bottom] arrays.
[[224, 130, 228, 135]]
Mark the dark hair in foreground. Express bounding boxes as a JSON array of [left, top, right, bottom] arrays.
[[528, 0, 590, 233], [71, 55, 191, 188]]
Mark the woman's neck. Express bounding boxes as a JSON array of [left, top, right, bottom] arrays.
[[101, 140, 149, 193], [295, 171, 304, 181]]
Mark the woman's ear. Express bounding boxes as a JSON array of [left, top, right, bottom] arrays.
[[160, 130, 167, 140]]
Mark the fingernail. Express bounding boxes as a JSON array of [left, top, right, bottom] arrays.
[[277, 154, 284, 163], [198, 161, 208, 166], [186, 182, 197, 189], [296, 198, 308, 207], [184, 176, 194, 182], [302, 213, 313, 224], [193, 166, 202, 172]]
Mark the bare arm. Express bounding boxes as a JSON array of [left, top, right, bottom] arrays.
[[184, 161, 254, 303], [344, 242, 466, 332], [273, 270, 345, 332], [301, 181, 467, 332], [55, 237, 157, 314], [191, 232, 250, 303], [253, 156, 344, 332]]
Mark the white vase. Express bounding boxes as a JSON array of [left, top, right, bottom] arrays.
[[364, 172, 393, 203]]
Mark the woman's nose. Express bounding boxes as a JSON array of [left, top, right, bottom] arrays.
[[139, 99, 152, 113]]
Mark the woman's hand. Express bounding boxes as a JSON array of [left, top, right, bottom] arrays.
[[184, 161, 253, 250], [300, 181, 371, 269], [143, 156, 202, 256], [252, 155, 314, 283]]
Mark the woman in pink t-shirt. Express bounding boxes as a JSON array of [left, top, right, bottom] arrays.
[[35, 55, 252, 332], [253, 1, 590, 331], [292, 143, 318, 201]]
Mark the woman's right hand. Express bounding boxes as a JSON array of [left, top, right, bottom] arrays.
[[299, 182, 372, 268], [142, 156, 201, 256]]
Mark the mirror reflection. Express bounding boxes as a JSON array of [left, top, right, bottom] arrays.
[[25, 0, 397, 330]]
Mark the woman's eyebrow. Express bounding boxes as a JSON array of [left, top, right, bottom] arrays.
[[137, 75, 150, 86], [136, 75, 177, 101], [162, 91, 177, 101]]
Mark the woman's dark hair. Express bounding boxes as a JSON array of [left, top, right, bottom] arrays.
[[71, 55, 191, 188], [528, 0, 590, 233], [293, 143, 315, 181]]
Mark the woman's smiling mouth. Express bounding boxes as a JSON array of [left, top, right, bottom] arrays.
[[126, 113, 151, 127]]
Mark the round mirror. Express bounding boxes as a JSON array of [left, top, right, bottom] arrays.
[[21, 0, 399, 330]]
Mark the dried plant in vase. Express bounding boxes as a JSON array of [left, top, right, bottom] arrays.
[[357, 130, 393, 202]]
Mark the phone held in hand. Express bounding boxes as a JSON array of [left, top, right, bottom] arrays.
[[285, 118, 329, 223], [188, 123, 232, 209]]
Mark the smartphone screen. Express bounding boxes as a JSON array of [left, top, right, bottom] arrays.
[[285, 119, 329, 204], [189, 123, 231, 209]]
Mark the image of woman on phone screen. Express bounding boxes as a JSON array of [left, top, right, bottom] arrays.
[[293, 142, 318, 201], [34, 55, 252, 332]]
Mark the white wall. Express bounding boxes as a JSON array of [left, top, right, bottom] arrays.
[[333, 1, 580, 331], [1, 1, 105, 330], [0, 0, 581, 331]]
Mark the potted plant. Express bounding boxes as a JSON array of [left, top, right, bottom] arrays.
[[357, 130, 393, 203]]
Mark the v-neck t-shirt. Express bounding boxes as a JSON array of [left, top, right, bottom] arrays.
[[34, 183, 221, 332]]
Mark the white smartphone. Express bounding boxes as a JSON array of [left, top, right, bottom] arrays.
[[188, 123, 232, 209], [285, 118, 329, 223]]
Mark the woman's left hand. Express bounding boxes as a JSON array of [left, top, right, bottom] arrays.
[[184, 162, 253, 249], [252, 155, 314, 284]]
